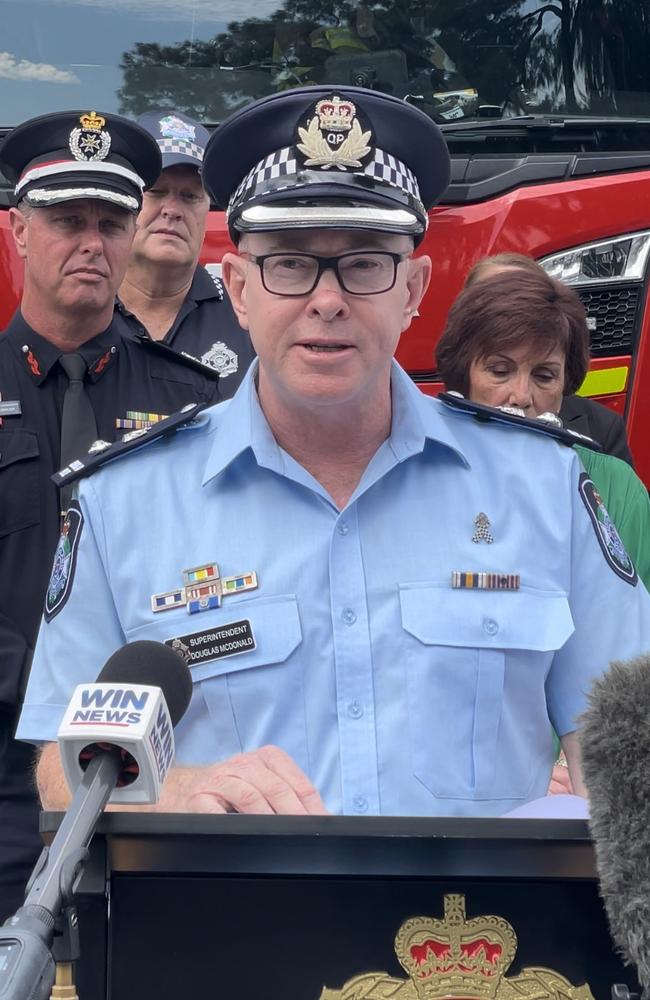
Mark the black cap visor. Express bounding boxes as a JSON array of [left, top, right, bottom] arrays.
[[229, 170, 428, 240], [22, 180, 140, 213]]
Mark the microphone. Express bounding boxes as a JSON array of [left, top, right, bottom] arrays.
[[580, 653, 650, 994], [0, 640, 192, 1000], [58, 639, 192, 803]]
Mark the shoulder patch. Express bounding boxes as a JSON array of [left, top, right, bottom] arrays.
[[136, 333, 220, 380], [578, 472, 637, 586], [51, 402, 207, 489], [438, 392, 602, 451], [45, 502, 83, 621]]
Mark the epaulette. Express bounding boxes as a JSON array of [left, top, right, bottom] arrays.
[[51, 402, 208, 489], [135, 333, 220, 380], [439, 392, 602, 451]]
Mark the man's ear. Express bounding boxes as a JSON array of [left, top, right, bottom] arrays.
[[9, 207, 29, 260], [221, 251, 250, 330], [401, 254, 431, 332]]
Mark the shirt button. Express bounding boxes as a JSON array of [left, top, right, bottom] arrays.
[[347, 701, 363, 719], [342, 609, 357, 625], [483, 618, 499, 636], [337, 521, 350, 535], [353, 795, 368, 813]]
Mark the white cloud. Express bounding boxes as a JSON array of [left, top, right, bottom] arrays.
[[0, 52, 80, 84], [43, 0, 281, 23]]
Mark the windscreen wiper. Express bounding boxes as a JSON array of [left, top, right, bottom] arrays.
[[441, 114, 650, 133]]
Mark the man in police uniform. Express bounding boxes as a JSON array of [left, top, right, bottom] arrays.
[[116, 109, 255, 395], [20, 88, 650, 820], [0, 109, 220, 920]]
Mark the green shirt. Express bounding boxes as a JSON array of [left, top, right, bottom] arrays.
[[575, 445, 650, 591]]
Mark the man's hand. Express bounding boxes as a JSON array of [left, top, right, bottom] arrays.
[[183, 745, 328, 815]]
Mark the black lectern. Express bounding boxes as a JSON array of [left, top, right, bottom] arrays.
[[40, 814, 635, 1000]]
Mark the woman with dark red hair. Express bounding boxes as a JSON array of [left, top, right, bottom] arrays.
[[436, 260, 650, 795]]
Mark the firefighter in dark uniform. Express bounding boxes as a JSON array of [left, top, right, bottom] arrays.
[[0, 109, 220, 922], [116, 109, 256, 397]]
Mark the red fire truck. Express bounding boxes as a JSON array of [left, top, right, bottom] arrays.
[[2, 0, 650, 478]]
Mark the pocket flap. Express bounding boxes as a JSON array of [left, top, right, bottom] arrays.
[[0, 429, 39, 470], [400, 583, 574, 652], [132, 594, 303, 682]]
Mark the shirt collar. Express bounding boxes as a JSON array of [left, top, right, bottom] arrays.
[[388, 362, 469, 466], [202, 360, 469, 486], [189, 264, 224, 304], [4, 311, 120, 384]]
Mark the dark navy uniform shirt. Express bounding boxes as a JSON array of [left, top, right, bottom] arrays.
[[115, 264, 256, 398], [0, 310, 219, 711]]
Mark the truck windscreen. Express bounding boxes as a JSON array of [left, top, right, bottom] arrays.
[[4, 0, 650, 128]]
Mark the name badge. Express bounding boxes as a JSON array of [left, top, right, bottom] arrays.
[[165, 619, 256, 666]]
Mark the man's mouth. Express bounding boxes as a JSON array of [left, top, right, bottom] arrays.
[[303, 344, 349, 352], [303, 344, 346, 353]]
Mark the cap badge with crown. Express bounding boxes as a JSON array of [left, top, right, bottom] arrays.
[[69, 111, 111, 162], [296, 94, 372, 170]]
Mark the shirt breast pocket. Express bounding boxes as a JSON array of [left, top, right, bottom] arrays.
[[399, 584, 575, 801], [127, 595, 305, 767], [0, 430, 41, 538]]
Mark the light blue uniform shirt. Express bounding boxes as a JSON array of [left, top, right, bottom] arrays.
[[19, 362, 650, 816]]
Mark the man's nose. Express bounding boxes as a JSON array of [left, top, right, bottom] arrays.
[[160, 194, 183, 218], [305, 267, 350, 320], [79, 225, 104, 254]]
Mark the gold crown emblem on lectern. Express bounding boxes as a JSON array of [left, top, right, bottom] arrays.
[[79, 111, 106, 131], [320, 894, 597, 1000], [395, 894, 517, 1000]]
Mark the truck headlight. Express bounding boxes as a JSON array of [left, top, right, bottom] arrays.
[[540, 232, 650, 285]]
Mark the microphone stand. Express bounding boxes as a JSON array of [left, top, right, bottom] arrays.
[[0, 749, 122, 1000]]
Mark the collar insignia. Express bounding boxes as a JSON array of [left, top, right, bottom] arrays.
[[296, 94, 373, 171], [69, 111, 111, 162]]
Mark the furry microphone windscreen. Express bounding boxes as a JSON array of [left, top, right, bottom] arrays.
[[580, 653, 650, 995]]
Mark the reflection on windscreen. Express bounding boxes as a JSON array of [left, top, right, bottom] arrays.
[[4, 0, 650, 125]]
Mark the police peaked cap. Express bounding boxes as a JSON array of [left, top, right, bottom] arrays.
[[0, 110, 162, 214], [137, 109, 209, 172], [202, 86, 450, 243]]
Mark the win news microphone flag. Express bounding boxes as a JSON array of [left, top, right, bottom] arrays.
[[580, 653, 650, 994], [57, 640, 191, 803], [0, 640, 192, 1000]]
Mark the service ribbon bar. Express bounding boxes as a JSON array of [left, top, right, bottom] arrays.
[[451, 571, 520, 590]]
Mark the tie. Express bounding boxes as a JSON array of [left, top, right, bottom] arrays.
[[59, 353, 98, 513]]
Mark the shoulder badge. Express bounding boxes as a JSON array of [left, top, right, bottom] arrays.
[[439, 392, 602, 451], [45, 501, 84, 622], [578, 472, 637, 585], [51, 402, 207, 489]]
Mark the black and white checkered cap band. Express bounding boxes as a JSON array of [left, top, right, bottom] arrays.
[[228, 146, 420, 215], [157, 138, 204, 161]]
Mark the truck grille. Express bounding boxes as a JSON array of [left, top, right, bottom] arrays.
[[578, 285, 640, 357]]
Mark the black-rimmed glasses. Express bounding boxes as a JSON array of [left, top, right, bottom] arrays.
[[241, 251, 410, 296]]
